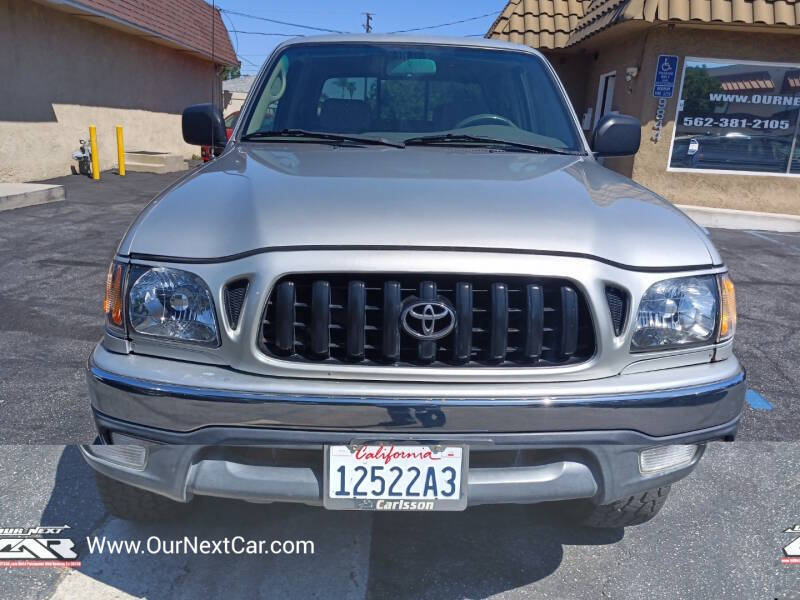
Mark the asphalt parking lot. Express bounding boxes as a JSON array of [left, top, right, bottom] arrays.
[[0, 169, 797, 443], [1, 443, 798, 600]]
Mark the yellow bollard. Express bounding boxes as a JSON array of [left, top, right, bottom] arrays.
[[116, 126, 125, 176], [89, 125, 100, 180]]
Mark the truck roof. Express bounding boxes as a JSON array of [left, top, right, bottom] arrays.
[[272, 34, 543, 56]]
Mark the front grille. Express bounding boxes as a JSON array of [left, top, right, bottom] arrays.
[[223, 279, 249, 330], [260, 274, 595, 367], [605, 286, 628, 337]]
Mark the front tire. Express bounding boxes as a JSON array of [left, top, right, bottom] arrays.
[[94, 471, 187, 521], [569, 485, 671, 528]]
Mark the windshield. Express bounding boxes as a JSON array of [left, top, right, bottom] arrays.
[[242, 43, 584, 152]]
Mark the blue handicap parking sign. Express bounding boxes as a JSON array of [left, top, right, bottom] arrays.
[[653, 55, 679, 98]]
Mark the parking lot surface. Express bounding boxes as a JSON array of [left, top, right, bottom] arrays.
[[0, 170, 796, 443], [1, 442, 798, 600]]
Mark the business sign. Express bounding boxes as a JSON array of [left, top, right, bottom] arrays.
[[668, 57, 800, 176], [653, 55, 679, 98]]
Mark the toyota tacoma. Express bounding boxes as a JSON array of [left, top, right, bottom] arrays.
[[81, 35, 744, 527]]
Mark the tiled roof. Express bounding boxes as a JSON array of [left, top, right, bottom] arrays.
[[784, 70, 800, 90], [41, 0, 238, 66], [717, 70, 775, 91], [487, 0, 800, 48], [487, 0, 589, 49]]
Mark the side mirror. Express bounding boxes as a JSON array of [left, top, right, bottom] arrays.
[[592, 113, 641, 157], [182, 103, 227, 148]]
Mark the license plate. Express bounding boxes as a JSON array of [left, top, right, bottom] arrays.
[[324, 445, 467, 511]]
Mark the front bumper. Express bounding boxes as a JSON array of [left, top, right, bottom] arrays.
[[83, 343, 745, 508], [81, 437, 713, 508], [87, 343, 745, 441]]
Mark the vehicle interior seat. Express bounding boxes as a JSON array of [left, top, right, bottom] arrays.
[[319, 99, 371, 133]]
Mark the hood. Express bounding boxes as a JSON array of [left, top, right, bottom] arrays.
[[121, 144, 718, 269]]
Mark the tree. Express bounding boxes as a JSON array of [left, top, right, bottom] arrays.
[[222, 64, 241, 81], [333, 78, 357, 98], [681, 66, 723, 114]]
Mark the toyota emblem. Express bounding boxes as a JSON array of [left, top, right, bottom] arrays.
[[400, 299, 456, 341]]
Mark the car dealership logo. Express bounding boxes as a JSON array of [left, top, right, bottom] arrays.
[[401, 299, 455, 341], [0, 526, 81, 568], [782, 525, 800, 565]]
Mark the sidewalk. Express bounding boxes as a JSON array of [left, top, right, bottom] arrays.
[[0, 183, 65, 212], [678, 204, 800, 233]]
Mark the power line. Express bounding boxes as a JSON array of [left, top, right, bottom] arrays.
[[228, 30, 302, 37], [219, 8, 347, 34], [387, 11, 499, 34], [221, 11, 238, 53], [362, 12, 374, 33], [237, 54, 260, 67]]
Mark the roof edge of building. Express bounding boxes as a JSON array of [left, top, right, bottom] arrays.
[[488, 0, 800, 49], [37, 0, 239, 66]]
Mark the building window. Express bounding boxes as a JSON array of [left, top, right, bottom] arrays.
[[668, 57, 800, 176]]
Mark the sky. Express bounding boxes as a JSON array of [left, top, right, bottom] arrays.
[[210, 1, 509, 75]]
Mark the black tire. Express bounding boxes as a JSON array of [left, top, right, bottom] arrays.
[[569, 485, 671, 528], [94, 471, 187, 521]]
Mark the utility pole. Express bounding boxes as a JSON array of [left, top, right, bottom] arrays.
[[362, 12, 373, 33]]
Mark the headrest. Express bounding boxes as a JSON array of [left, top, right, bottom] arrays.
[[319, 99, 370, 133]]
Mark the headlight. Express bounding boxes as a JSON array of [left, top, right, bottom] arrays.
[[631, 275, 717, 351], [128, 267, 219, 346]]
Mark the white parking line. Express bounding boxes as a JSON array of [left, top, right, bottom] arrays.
[[51, 572, 137, 600], [760, 230, 800, 239], [745, 230, 800, 252]]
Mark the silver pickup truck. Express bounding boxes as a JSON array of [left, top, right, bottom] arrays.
[[81, 35, 744, 528]]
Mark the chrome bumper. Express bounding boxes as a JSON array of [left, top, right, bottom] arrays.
[[87, 344, 746, 441], [83, 342, 744, 507]]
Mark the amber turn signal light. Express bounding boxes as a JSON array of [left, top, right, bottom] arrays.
[[717, 273, 736, 341], [104, 262, 125, 330]]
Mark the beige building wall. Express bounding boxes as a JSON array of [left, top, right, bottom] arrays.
[[549, 29, 651, 178], [630, 27, 800, 215], [547, 53, 592, 116], [0, 0, 219, 183], [223, 92, 249, 117], [548, 26, 800, 214]]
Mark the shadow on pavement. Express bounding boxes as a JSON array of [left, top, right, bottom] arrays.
[[40, 446, 106, 548], [365, 505, 622, 599], [40, 447, 624, 599]]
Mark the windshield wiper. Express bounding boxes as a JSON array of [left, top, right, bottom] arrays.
[[404, 134, 578, 155], [242, 129, 405, 148]]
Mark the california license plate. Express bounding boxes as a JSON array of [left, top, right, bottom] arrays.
[[324, 445, 467, 511]]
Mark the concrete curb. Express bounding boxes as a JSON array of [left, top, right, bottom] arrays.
[[0, 183, 66, 212], [676, 204, 800, 233]]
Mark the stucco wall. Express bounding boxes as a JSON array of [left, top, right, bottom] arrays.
[[223, 91, 248, 117], [550, 26, 800, 214], [553, 30, 651, 178], [629, 27, 800, 215], [547, 52, 592, 116], [0, 0, 219, 183]]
